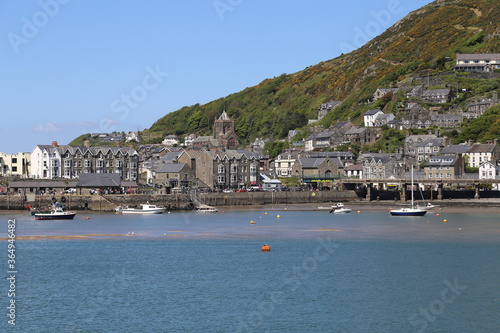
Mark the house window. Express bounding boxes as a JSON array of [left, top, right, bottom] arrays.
[[64, 160, 71, 167], [51, 160, 58, 167], [218, 175, 225, 184], [231, 174, 237, 183], [231, 165, 238, 173], [97, 160, 104, 168], [218, 164, 225, 174], [84, 160, 91, 168], [64, 169, 71, 177]]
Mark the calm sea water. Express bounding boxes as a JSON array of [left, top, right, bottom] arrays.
[[1, 207, 499, 332]]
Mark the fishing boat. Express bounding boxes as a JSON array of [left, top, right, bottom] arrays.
[[34, 203, 76, 220], [329, 203, 352, 214], [390, 166, 427, 217], [116, 203, 166, 214], [196, 204, 218, 213]]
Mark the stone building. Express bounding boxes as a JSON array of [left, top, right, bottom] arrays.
[[195, 149, 261, 190], [213, 111, 239, 149]]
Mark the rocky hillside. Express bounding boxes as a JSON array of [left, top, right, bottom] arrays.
[[121, 0, 500, 146]]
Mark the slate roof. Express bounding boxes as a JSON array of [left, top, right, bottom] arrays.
[[77, 173, 121, 187], [416, 138, 444, 148], [467, 143, 496, 153], [440, 144, 470, 154], [156, 163, 186, 173], [299, 157, 326, 168], [364, 109, 382, 116], [424, 155, 457, 167]]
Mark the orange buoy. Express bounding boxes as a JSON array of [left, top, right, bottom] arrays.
[[85, 217, 90, 220], [436, 213, 440, 216], [261, 244, 270, 252], [443, 219, 448, 223]]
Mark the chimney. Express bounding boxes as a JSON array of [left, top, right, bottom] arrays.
[[443, 136, 448, 146], [84, 138, 91, 148], [51, 141, 58, 147]]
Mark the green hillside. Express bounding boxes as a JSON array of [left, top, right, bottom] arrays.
[[125, 0, 500, 147]]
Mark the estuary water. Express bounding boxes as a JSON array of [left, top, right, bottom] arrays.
[[1, 206, 499, 332]]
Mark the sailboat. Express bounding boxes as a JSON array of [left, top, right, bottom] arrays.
[[390, 166, 427, 216]]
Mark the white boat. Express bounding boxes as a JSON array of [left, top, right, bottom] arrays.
[[196, 205, 218, 213], [329, 203, 352, 214], [390, 166, 427, 217], [116, 203, 166, 214], [416, 202, 437, 210]]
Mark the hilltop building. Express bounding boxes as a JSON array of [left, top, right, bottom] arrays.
[[453, 53, 500, 72]]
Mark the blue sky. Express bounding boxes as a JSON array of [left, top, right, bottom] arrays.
[[0, 0, 433, 153]]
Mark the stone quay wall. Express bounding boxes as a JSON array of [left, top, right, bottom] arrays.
[[0, 191, 358, 211]]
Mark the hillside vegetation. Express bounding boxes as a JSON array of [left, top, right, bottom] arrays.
[[79, 0, 500, 148]]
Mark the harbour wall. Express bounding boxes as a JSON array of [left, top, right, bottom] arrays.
[[0, 191, 359, 211], [1, 189, 496, 211]]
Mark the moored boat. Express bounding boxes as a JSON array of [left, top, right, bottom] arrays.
[[329, 203, 352, 214], [116, 203, 166, 214], [35, 203, 76, 220], [390, 166, 426, 217], [416, 202, 437, 210], [196, 205, 218, 213]]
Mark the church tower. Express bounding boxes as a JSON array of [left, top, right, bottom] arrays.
[[213, 110, 239, 149]]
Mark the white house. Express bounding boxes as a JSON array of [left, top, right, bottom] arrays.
[[125, 131, 141, 143], [479, 161, 500, 190], [30, 143, 63, 179], [183, 133, 198, 147], [274, 150, 301, 177], [454, 53, 500, 72], [363, 109, 384, 127], [464, 142, 500, 168], [162, 135, 180, 146]]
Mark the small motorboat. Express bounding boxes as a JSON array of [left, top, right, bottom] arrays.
[[329, 203, 352, 214], [416, 202, 437, 210], [196, 205, 218, 213], [35, 203, 76, 220], [116, 203, 166, 214]]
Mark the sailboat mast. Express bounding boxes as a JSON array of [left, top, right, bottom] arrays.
[[411, 166, 414, 207]]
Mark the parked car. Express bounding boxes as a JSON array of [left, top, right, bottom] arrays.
[[64, 188, 77, 194]]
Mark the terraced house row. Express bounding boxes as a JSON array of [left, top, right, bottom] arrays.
[[30, 141, 139, 180]]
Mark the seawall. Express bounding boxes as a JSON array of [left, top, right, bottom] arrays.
[[0, 191, 359, 211]]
